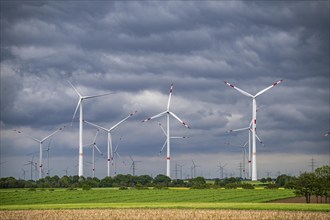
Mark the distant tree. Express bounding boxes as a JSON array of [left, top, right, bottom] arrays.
[[99, 176, 113, 187], [3, 177, 19, 188], [294, 172, 317, 203], [153, 174, 171, 187], [314, 166, 330, 203], [113, 174, 137, 187], [189, 177, 206, 189], [60, 176, 71, 188], [275, 174, 296, 188], [214, 178, 221, 186], [137, 175, 153, 186], [171, 179, 185, 187], [260, 178, 267, 183]]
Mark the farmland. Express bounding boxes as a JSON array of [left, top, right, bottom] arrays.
[[1, 209, 329, 220], [1, 188, 329, 219], [0, 188, 297, 205]]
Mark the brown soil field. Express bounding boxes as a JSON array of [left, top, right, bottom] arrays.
[[272, 196, 330, 204], [1, 209, 329, 220]]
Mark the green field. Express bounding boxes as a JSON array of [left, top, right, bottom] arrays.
[[1, 188, 295, 205], [0, 188, 329, 212]]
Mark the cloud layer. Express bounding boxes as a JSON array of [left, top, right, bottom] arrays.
[[1, 1, 329, 179]]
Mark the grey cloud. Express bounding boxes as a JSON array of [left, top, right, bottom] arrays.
[[1, 1, 328, 179]]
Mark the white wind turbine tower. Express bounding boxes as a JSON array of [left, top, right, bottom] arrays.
[[14, 126, 65, 179], [227, 120, 265, 179], [84, 111, 137, 177], [85, 129, 104, 178], [68, 81, 112, 177], [224, 79, 283, 181], [142, 83, 190, 178]]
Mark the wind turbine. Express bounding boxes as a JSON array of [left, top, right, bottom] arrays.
[[191, 160, 200, 178], [217, 163, 227, 179], [84, 110, 137, 176], [177, 163, 185, 179], [226, 141, 249, 179], [21, 168, 28, 180], [24, 154, 37, 180], [14, 126, 65, 179], [68, 80, 112, 177], [226, 120, 265, 179], [157, 122, 189, 156], [84, 129, 104, 178], [63, 168, 69, 176], [142, 83, 190, 178], [113, 136, 126, 175], [224, 79, 283, 181], [129, 155, 141, 176]]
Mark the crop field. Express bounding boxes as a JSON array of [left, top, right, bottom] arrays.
[[0, 188, 297, 205], [1, 188, 329, 219], [1, 209, 330, 220]]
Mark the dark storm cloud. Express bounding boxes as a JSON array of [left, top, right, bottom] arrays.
[[0, 1, 328, 178]]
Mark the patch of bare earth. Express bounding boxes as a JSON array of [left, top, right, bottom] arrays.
[[271, 196, 330, 204], [1, 209, 329, 220]]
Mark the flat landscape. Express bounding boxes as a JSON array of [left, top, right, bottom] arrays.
[[1, 188, 329, 219]]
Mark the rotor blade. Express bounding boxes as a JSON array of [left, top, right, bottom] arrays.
[[171, 136, 189, 139], [67, 80, 82, 97], [114, 143, 120, 153], [167, 83, 174, 111], [92, 129, 99, 144], [41, 126, 65, 142], [114, 136, 123, 152], [84, 120, 109, 132], [158, 122, 167, 136], [83, 92, 113, 100], [13, 129, 41, 143], [110, 110, 138, 131], [159, 140, 167, 155], [255, 133, 265, 146], [243, 141, 249, 148], [142, 111, 167, 122], [94, 144, 103, 155], [255, 79, 283, 97], [223, 81, 253, 98], [169, 112, 190, 129], [71, 99, 81, 125], [227, 127, 250, 133]]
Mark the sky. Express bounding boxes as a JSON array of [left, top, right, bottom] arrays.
[[1, 1, 329, 180]]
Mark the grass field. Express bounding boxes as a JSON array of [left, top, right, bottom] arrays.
[[1, 188, 296, 205]]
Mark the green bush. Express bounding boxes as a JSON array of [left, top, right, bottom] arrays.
[[119, 186, 128, 190], [265, 184, 279, 189], [225, 183, 238, 189], [241, 183, 255, 189], [82, 184, 92, 190], [153, 185, 168, 190]]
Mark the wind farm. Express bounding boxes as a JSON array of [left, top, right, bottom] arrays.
[[1, 2, 329, 219]]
